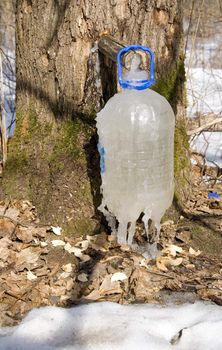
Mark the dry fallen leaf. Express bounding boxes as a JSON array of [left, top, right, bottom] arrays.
[[111, 272, 127, 282], [4, 207, 20, 221], [0, 218, 15, 238], [156, 257, 169, 272], [86, 235, 96, 242], [66, 279, 74, 291], [50, 285, 66, 296], [15, 227, 33, 243], [64, 243, 79, 254], [0, 247, 10, 262], [107, 234, 117, 243], [60, 295, 70, 302], [83, 290, 101, 301], [198, 206, 212, 214], [0, 238, 12, 266], [139, 258, 148, 268], [189, 247, 201, 256], [62, 263, 72, 273], [90, 243, 107, 252], [162, 220, 174, 226], [156, 256, 183, 272], [64, 243, 91, 262], [51, 226, 62, 236], [35, 227, 47, 239], [170, 257, 183, 266], [16, 247, 39, 266], [0, 237, 12, 248], [99, 275, 122, 295], [78, 273, 88, 282], [27, 270, 37, 281], [163, 244, 184, 257], [120, 244, 131, 252], [80, 254, 91, 263], [186, 263, 195, 269], [0, 205, 6, 216], [75, 240, 89, 251], [59, 272, 71, 279], [51, 240, 65, 247]]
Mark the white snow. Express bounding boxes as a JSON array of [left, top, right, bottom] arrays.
[[1, 301, 222, 350], [1, 47, 16, 137], [190, 131, 222, 167], [185, 34, 222, 169], [186, 68, 222, 117]]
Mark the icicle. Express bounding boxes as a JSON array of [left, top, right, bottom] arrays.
[[99, 201, 117, 234], [107, 214, 117, 235], [147, 242, 158, 259], [146, 217, 162, 258], [142, 209, 152, 241], [127, 221, 136, 245], [155, 221, 161, 242], [117, 220, 128, 245]]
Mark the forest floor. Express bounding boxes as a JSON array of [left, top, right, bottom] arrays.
[[0, 161, 221, 327]]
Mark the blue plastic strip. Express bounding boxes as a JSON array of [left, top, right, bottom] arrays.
[[208, 192, 219, 199], [98, 143, 105, 174], [117, 45, 155, 90]]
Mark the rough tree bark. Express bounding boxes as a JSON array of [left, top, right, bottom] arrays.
[[2, 0, 188, 235], [16, 0, 184, 117]]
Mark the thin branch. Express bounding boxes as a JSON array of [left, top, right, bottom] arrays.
[[0, 52, 8, 167], [185, 0, 195, 55], [187, 117, 222, 135], [186, 0, 205, 79], [0, 48, 15, 75]]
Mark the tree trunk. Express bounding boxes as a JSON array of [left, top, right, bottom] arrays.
[[2, 0, 188, 235], [16, 0, 184, 118]]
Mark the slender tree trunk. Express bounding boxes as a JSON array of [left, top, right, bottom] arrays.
[[0, 0, 15, 168], [0, 52, 7, 167]]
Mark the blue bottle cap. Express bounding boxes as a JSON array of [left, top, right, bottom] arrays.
[[117, 45, 155, 91]]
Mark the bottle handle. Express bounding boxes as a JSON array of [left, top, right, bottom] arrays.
[[117, 45, 155, 90]]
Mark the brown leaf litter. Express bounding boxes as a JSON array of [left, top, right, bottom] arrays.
[[0, 171, 222, 328]]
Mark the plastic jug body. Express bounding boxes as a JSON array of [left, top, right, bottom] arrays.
[[96, 46, 175, 254]]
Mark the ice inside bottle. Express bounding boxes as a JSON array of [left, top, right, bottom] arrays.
[[96, 45, 175, 257]]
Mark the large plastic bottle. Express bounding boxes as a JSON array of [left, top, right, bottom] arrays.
[[96, 45, 175, 256]]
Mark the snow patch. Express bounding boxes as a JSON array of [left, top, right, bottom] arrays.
[[190, 131, 222, 167], [186, 68, 222, 117], [1, 301, 222, 350]]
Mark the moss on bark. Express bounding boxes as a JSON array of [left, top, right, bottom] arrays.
[[153, 53, 190, 206], [1, 107, 99, 236]]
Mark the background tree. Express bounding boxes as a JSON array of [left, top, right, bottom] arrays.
[[0, 0, 15, 169], [1, 0, 188, 235]]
